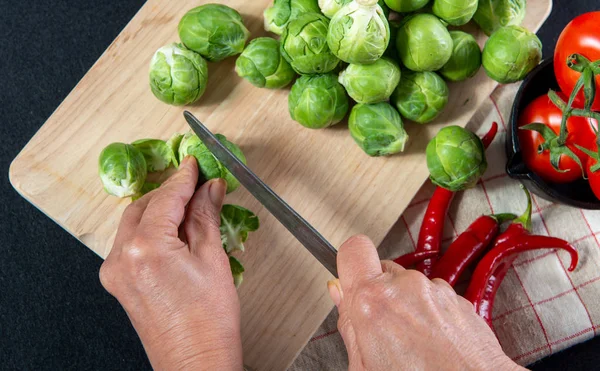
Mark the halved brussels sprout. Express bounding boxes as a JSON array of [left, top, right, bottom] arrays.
[[166, 133, 184, 165], [432, 0, 478, 26], [327, 0, 390, 64], [178, 133, 247, 193], [482, 25, 542, 84], [131, 139, 177, 172], [396, 14, 453, 72], [288, 74, 349, 129], [264, 0, 321, 35], [338, 57, 401, 104], [426, 126, 487, 191], [178, 4, 250, 62], [391, 70, 449, 124], [384, 0, 429, 12], [149, 43, 208, 106], [98, 143, 147, 198], [439, 31, 481, 82], [236, 37, 296, 89], [473, 0, 526, 36], [280, 13, 340, 75], [349, 102, 409, 156]]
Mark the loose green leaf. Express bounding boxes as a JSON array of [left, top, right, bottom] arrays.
[[220, 205, 260, 254], [229, 256, 245, 288], [132, 139, 177, 172], [166, 133, 184, 166]]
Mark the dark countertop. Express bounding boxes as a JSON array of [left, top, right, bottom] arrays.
[[1, 1, 598, 369]]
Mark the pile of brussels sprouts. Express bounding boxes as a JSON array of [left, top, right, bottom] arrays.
[[98, 132, 258, 287], [146, 0, 541, 158]]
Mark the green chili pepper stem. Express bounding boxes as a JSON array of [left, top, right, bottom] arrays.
[[514, 184, 533, 232], [490, 213, 517, 225]]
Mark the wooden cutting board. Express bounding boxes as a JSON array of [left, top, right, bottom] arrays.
[[9, 1, 551, 369]]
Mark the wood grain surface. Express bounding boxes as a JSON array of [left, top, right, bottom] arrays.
[[9, 1, 551, 369]]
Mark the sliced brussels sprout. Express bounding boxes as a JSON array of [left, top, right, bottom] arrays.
[[166, 132, 184, 166], [132, 182, 161, 201], [327, 0, 390, 65], [439, 31, 481, 82], [391, 70, 449, 124], [473, 0, 526, 36], [98, 143, 147, 198], [220, 204, 260, 254], [349, 102, 409, 156], [178, 4, 250, 62], [338, 57, 401, 104], [482, 25, 542, 84], [149, 43, 208, 106], [426, 126, 487, 191], [229, 256, 245, 288], [288, 74, 349, 129], [131, 139, 177, 172], [432, 0, 478, 26], [383, 0, 429, 13], [235, 37, 296, 89], [280, 13, 340, 75], [264, 0, 321, 35], [178, 133, 247, 193], [396, 13, 453, 72]]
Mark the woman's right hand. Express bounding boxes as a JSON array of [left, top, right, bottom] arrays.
[[328, 235, 525, 371]]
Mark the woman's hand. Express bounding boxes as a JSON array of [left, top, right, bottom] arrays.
[[100, 156, 242, 371], [329, 235, 525, 371]]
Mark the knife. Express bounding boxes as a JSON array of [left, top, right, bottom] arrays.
[[184, 111, 338, 277]]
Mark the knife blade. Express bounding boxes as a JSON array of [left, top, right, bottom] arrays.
[[183, 111, 338, 277]]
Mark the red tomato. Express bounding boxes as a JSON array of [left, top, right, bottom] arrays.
[[555, 12, 600, 111], [518, 93, 598, 183], [586, 157, 600, 201]]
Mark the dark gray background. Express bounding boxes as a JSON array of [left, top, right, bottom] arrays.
[[1, 1, 598, 370]]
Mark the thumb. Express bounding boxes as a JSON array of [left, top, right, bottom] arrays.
[[337, 234, 383, 293], [184, 177, 227, 261]]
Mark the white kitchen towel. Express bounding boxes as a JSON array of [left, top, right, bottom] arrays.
[[290, 83, 600, 370]]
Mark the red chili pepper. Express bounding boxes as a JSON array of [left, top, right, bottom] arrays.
[[414, 123, 499, 276], [464, 235, 579, 324], [393, 250, 439, 268], [475, 185, 533, 326], [429, 213, 516, 286]]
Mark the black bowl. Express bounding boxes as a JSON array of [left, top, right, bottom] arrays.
[[506, 58, 600, 210]]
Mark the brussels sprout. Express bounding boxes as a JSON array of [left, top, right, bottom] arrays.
[[349, 102, 408, 156], [220, 204, 260, 254], [178, 133, 247, 193], [132, 182, 161, 201], [338, 57, 401, 104], [132, 139, 177, 172], [280, 13, 340, 75], [149, 43, 208, 106], [178, 4, 250, 62], [288, 74, 349, 129], [473, 0, 526, 36], [391, 70, 449, 124], [439, 31, 481, 82], [235, 37, 296, 89], [482, 25, 542, 84], [229, 256, 245, 288], [396, 14, 453, 72], [327, 0, 390, 65], [432, 0, 478, 26], [426, 126, 487, 191], [383, 0, 429, 13], [98, 143, 147, 198], [166, 133, 184, 165], [264, 0, 321, 35]]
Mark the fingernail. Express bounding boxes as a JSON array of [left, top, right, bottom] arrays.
[[328, 279, 343, 307], [208, 178, 226, 207]]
